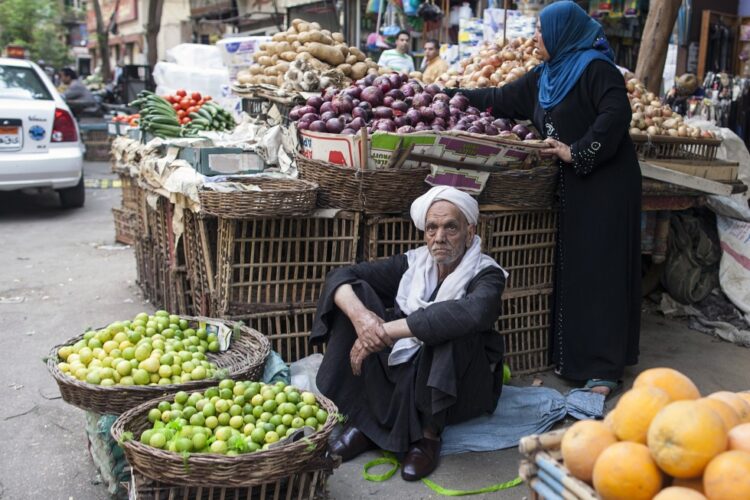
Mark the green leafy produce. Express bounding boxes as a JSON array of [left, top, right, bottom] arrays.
[[139, 380, 328, 454], [57, 310, 223, 386]]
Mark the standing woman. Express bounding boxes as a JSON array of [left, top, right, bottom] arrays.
[[451, 1, 641, 396]]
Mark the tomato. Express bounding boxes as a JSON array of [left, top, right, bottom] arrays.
[[164, 95, 174, 103], [180, 98, 191, 110], [176, 89, 187, 97], [204, 95, 212, 101], [172, 103, 181, 111], [176, 109, 186, 118], [186, 106, 197, 114], [181, 117, 191, 124], [129, 119, 139, 126], [191, 92, 202, 101]]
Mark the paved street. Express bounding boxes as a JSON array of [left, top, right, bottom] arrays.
[[1, 161, 749, 499]]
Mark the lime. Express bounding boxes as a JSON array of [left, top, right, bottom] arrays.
[[148, 409, 162, 423], [261, 389, 275, 401], [286, 391, 300, 404], [299, 405, 314, 419], [100, 379, 116, 387], [251, 394, 264, 407], [217, 412, 231, 426], [202, 403, 216, 417], [116, 360, 132, 376], [229, 405, 242, 417], [233, 384, 246, 396], [58, 346, 73, 361], [189, 411, 205, 426], [219, 379, 234, 390], [119, 376, 134, 386], [215, 427, 232, 441], [132, 369, 149, 385], [219, 388, 233, 400], [275, 425, 288, 436], [229, 416, 244, 429], [316, 409, 328, 424], [243, 414, 256, 425], [305, 417, 319, 428], [192, 433, 207, 450], [301, 392, 317, 405], [158, 365, 172, 378], [274, 392, 287, 405], [191, 366, 206, 380], [196, 328, 207, 340], [209, 440, 227, 454], [286, 427, 297, 438], [260, 412, 273, 422], [264, 431, 279, 444], [252, 406, 264, 418], [183, 407, 196, 420], [215, 400, 230, 414], [281, 414, 294, 427], [85, 371, 101, 385], [250, 428, 266, 444], [248, 441, 261, 452], [208, 341, 219, 353], [262, 400, 277, 413], [269, 415, 283, 427], [141, 429, 155, 444], [149, 432, 167, 449], [233, 395, 246, 407], [205, 416, 219, 429], [291, 417, 305, 429], [176, 437, 193, 453], [263, 422, 275, 432], [243, 423, 255, 435]]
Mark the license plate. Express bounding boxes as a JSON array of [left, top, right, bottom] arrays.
[[0, 119, 22, 151]]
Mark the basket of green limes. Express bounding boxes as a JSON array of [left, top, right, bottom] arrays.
[[47, 311, 271, 415], [110, 379, 339, 486]]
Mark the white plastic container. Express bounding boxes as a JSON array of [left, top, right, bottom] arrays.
[[215, 36, 271, 67]]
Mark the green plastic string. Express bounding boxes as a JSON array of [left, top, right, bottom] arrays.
[[363, 451, 523, 496]]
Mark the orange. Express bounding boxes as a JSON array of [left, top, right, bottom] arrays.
[[728, 423, 750, 453], [561, 420, 618, 483], [592, 441, 662, 500], [703, 450, 750, 500], [603, 410, 616, 434], [708, 392, 750, 422], [696, 398, 741, 432], [612, 387, 670, 443], [647, 401, 728, 478], [653, 486, 707, 500], [633, 367, 701, 401], [672, 477, 705, 494]]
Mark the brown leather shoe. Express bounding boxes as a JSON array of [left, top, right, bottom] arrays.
[[329, 426, 377, 462], [401, 437, 441, 481]]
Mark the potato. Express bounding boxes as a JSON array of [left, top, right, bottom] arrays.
[[276, 74, 284, 86], [291, 18, 305, 28], [310, 22, 321, 30], [253, 50, 269, 60], [332, 32, 345, 43], [276, 61, 290, 73], [257, 56, 273, 66], [296, 22, 310, 32], [237, 73, 253, 84], [320, 34, 334, 46], [259, 43, 270, 51], [280, 51, 297, 62], [303, 42, 345, 66], [296, 51, 313, 62], [350, 62, 368, 80], [321, 29, 332, 38], [345, 54, 358, 65], [337, 63, 353, 76], [348, 47, 365, 62], [249, 65, 263, 75], [292, 41, 301, 50], [272, 32, 286, 43], [287, 33, 298, 43], [263, 66, 279, 76]]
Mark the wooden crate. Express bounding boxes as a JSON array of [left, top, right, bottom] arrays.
[[631, 133, 721, 161], [127, 455, 336, 500], [215, 212, 360, 316], [229, 308, 324, 364], [118, 172, 141, 212], [499, 289, 553, 375], [112, 207, 137, 246], [182, 210, 218, 316]]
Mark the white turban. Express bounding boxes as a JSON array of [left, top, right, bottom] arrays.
[[410, 186, 479, 231]]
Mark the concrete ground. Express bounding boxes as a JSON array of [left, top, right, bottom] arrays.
[[0, 161, 748, 500]]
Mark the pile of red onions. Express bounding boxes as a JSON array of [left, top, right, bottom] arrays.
[[288, 72, 541, 140]]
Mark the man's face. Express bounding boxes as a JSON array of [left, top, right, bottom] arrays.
[[424, 42, 438, 61], [396, 34, 410, 54], [424, 201, 475, 266], [61, 73, 72, 84]]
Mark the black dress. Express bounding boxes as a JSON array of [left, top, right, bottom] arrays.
[[456, 60, 641, 381], [310, 254, 506, 452]]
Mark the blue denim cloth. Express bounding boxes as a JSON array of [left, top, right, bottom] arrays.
[[441, 385, 605, 455], [262, 350, 291, 384]]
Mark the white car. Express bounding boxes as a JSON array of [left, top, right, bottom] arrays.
[[0, 58, 85, 208]]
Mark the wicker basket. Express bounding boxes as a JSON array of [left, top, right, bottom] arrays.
[[519, 429, 598, 499], [631, 133, 721, 161], [297, 155, 430, 213], [111, 389, 339, 486], [499, 289, 553, 375], [47, 316, 271, 415], [126, 455, 337, 499], [199, 178, 318, 219], [112, 207, 137, 246], [182, 210, 218, 316], [478, 165, 559, 208]]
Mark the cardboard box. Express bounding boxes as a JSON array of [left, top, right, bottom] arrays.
[[298, 128, 545, 170], [215, 36, 270, 67]]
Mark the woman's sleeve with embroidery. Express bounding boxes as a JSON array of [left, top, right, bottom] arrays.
[[569, 61, 632, 176]]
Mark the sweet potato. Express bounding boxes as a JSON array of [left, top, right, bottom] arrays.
[[303, 42, 345, 66]]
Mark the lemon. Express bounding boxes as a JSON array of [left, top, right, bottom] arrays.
[[119, 376, 134, 385], [158, 365, 172, 378], [229, 416, 243, 429], [149, 432, 167, 449], [134, 344, 151, 362], [191, 366, 206, 380], [301, 392, 317, 405], [78, 348, 93, 365], [101, 379, 116, 387], [209, 440, 227, 454], [116, 360, 132, 376], [139, 357, 160, 374], [264, 431, 279, 444], [58, 346, 73, 361], [85, 371, 102, 385]]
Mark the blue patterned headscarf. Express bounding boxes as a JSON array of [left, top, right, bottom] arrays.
[[536, 1, 615, 110]]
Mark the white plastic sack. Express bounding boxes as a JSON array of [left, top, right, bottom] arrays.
[[166, 43, 225, 69], [290, 354, 324, 394], [153, 62, 230, 102], [684, 119, 750, 190], [716, 214, 750, 324]]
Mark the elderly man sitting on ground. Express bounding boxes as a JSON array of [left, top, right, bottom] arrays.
[[310, 186, 507, 481]]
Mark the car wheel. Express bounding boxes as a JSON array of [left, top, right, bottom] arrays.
[[59, 175, 86, 208]]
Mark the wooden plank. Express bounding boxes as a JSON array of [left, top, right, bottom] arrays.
[[649, 161, 739, 182], [640, 161, 736, 195]]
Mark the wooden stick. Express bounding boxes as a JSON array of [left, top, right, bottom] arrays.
[[535, 452, 599, 499], [519, 428, 566, 457], [640, 161, 737, 196]]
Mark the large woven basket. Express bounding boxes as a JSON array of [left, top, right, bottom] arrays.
[[47, 316, 271, 415], [111, 389, 339, 486], [199, 177, 318, 219], [478, 164, 559, 208], [296, 154, 430, 213]]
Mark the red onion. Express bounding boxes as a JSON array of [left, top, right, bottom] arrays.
[[376, 120, 396, 132], [309, 120, 328, 132], [352, 106, 372, 120], [400, 84, 415, 98], [466, 106, 480, 116], [320, 111, 337, 122], [397, 125, 415, 133], [341, 128, 357, 135], [360, 87, 384, 107], [384, 96, 395, 107], [432, 101, 449, 120], [432, 125, 445, 131], [414, 122, 431, 131], [394, 115, 409, 127], [289, 106, 303, 121], [493, 118, 513, 131], [420, 107, 435, 122], [326, 118, 344, 133], [424, 84, 441, 96], [433, 93, 450, 103], [391, 100, 409, 114], [319, 101, 334, 114], [512, 124, 530, 137], [412, 92, 433, 108], [332, 95, 354, 114], [374, 106, 394, 120], [485, 125, 499, 136], [406, 109, 421, 125], [467, 126, 482, 134], [297, 120, 311, 130], [432, 117, 446, 128], [386, 89, 405, 101], [349, 117, 366, 130], [449, 94, 469, 111], [342, 86, 362, 99], [301, 112, 319, 123], [388, 73, 402, 89], [373, 76, 392, 93], [306, 96, 324, 110], [363, 74, 376, 86], [525, 132, 540, 140]]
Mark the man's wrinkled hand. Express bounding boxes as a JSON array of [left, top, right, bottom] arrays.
[[350, 339, 371, 376], [353, 309, 392, 352]]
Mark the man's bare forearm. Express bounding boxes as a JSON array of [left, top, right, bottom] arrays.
[[333, 284, 369, 321], [383, 318, 412, 340]]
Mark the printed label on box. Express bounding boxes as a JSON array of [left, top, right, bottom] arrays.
[[426, 165, 489, 193]]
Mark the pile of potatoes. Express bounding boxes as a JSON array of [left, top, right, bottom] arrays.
[[627, 77, 717, 139], [436, 37, 541, 89], [236, 19, 379, 91]]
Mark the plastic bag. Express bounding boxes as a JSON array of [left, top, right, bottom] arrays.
[[290, 354, 324, 394]]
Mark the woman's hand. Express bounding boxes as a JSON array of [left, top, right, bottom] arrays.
[[541, 138, 572, 163], [352, 309, 391, 352]]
